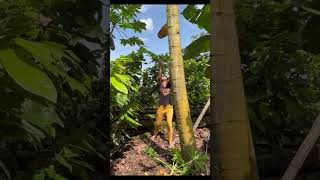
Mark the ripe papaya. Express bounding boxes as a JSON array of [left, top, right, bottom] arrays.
[[158, 24, 168, 39]]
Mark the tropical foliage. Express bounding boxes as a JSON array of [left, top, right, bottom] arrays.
[[183, 1, 320, 150], [235, 0, 320, 149], [0, 0, 106, 179]]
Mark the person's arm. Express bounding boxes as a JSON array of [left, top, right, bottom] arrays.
[[157, 60, 163, 84], [162, 80, 171, 96]]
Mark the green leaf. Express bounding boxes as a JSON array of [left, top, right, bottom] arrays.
[[69, 164, 90, 180], [0, 160, 10, 180], [15, 38, 64, 65], [26, 28, 40, 40], [65, 144, 90, 153], [115, 93, 129, 107], [45, 165, 68, 180], [32, 170, 45, 180], [55, 154, 72, 173], [84, 25, 104, 39], [0, 49, 57, 103], [62, 147, 79, 158], [119, 20, 146, 33], [45, 165, 56, 178], [301, 6, 320, 16], [120, 37, 144, 47], [195, 5, 210, 32], [19, 119, 46, 143], [65, 50, 82, 63], [183, 35, 210, 60], [122, 115, 141, 128], [182, 5, 201, 23], [69, 159, 94, 172], [115, 73, 130, 83], [53, 174, 68, 180], [144, 114, 155, 119], [182, 5, 210, 32], [82, 140, 106, 160], [20, 99, 64, 137], [111, 77, 128, 94], [14, 38, 89, 96]]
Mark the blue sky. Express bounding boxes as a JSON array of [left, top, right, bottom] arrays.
[[110, 4, 206, 69]]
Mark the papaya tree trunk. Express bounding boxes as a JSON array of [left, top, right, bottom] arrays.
[[166, 5, 196, 161], [211, 0, 259, 179]]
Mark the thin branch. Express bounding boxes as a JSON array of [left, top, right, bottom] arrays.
[[115, 26, 130, 39], [115, 27, 125, 40]]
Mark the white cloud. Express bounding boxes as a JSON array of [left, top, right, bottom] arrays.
[[195, 4, 204, 9], [139, 37, 148, 42], [140, 5, 152, 13], [140, 18, 154, 31]]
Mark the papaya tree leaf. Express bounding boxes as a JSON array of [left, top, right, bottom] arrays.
[[196, 5, 210, 32], [183, 35, 210, 60], [182, 5, 210, 32], [182, 5, 201, 23], [120, 37, 144, 47]]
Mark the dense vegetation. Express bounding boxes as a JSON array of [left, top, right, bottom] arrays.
[[0, 0, 107, 179], [235, 0, 320, 151]]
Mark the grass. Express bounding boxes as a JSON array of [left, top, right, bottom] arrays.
[[143, 145, 209, 175]]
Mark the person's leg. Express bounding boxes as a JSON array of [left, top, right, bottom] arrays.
[[151, 105, 164, 140], [166, 105, 174, 148]]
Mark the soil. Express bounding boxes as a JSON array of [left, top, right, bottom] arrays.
[[110, 127, 210, 176]]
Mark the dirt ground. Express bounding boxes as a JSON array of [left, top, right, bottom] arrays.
[[110, 127, 210, 176]]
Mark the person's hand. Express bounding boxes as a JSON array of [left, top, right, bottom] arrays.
[[161, 88, 170, 96]]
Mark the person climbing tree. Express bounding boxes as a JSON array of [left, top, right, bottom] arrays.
[[150, 60, 174, 148]]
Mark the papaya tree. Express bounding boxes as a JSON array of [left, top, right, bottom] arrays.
[[211, 0, 259, 179], [166, 5, 196, 161]]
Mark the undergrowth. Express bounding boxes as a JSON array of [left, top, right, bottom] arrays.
[[143, 145, 209, 175]]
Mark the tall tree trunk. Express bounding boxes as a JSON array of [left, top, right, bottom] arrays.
[[211, 0, 259, 180], [166, 5, 196, 161]]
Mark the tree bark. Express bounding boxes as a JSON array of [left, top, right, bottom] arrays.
[[166, 5, 196, 161], [211, 0, 259, 179]]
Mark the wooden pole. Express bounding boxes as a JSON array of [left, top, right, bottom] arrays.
[[193, 98, 210, 132], [281, 112, 320, 180]]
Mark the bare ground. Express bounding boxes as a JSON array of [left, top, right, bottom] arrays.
[[110, 127, 210, 176]]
